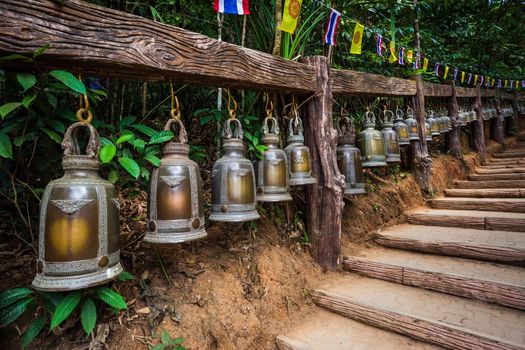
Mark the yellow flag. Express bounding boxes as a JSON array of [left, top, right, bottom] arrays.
[[423, 58, 428, 71], [389, 42, 397, 63], [516, 80, 519, 89], [444, 66, 449, 79], [279, 0, 303, 33], [491, 79, 495, 87], [350, 22, 364, 54], [406, 50, 413, 63], [505, 80, 508, 88], [474, 75, 478, 85], [461, 71, 465, 83]]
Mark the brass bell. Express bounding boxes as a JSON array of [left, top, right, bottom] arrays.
[[33, 120, 122, 291], [381, 109, 401, 164], [336, 117, 366, 195], [471, 108, 477, 122], [145, 112, 207, 244], [209, 118, 260, 222], [284, 115, 317, 186], [393, 108, 410, 145], [424, 118, 433, 142], [459, 109, 467, 126], [404, 107, 420, 141], [427, 110, 440, 137], [255, 114, 292, 202], [357, 111, 387, 168]]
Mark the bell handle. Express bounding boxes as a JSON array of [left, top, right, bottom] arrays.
[[223, 118, 243, 140], [384, 109, 394, 123], [364, 111, 375, 124], [164, 118, 188, 144], [336, 116, 353, 135], [62, 122, 100, 158], [395, 108, 404, 120], [406, 107, 414, 118], [287, 115, 304, 137], [262, 116, 280, 135]]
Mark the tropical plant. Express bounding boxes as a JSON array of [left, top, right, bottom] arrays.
[[150, 330, 186, 350]]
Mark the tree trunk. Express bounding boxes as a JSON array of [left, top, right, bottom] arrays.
[[301, 56, 345, 271], [494, 99, 505, 144], [511, 92, 519, 135], [446, 81, 462, 158], [472, 85, 487, 160], [272, 0, 283, 56]]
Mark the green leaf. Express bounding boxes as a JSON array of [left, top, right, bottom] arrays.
[[49, 70, 86, 95], [170, 337, 184, 345], [0, 54, 31, 62], [132, 139, 147, 151], [116, 134, 133, 145], [22, 92, 37, 108], [0, 102, 22, 119], [21, 314, 46, 349], [50, 292, 81, 330], [99, 137, 113, 147], [16, 73, 37, 92], [161, 331, 171, 344], [199, 114, 214, 125], [144, 154, 161, 167], [150, 344, 168, 350], [100, 144, 116, 163], [118, 271, 135, 281], [148, 130, 174, 145], [40, 292, 64, 313], [80, 298, 97, 336], [131, 124, 156, 137], [40, 128, 62, 144], [0, 288, 32, 309], [118, 157, 140, 179], [108, 169, 119, 184], [33, 44, 50, 58], [0, 133, 13, 159], [96, 287, 127, 310], [0, 298, 34, 327], [46, 119, 66, 133], [119, 116, 136, 130], [14, 133, 36, 147]]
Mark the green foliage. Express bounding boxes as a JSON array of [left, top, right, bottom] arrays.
[[50, 292, 82, 330], [150, 330, 186, 350], [95, 287, 128, 310], [80, 298, 97, 335]]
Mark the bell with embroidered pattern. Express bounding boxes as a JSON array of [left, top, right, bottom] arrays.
[[336, 116, 366, 195], [33, 102, 122, 291], [145, 101, 207, 243], [255, 101, 292, 202], [357, 111, 387, 168]]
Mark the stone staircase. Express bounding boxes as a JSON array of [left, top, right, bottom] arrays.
[[277, 142, 525, 350]]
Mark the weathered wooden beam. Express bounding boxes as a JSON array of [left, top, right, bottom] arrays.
[[302, 56, 345, 270], [447, 81, 462, 158], [423, 82, 452, 97], [331, 70, 416, 96], [0, 0, 317, 93], [456, 87, 477, 98], [472, 85, 487, 158]]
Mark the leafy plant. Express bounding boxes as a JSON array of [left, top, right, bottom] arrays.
[[151, 330, 186, 350], [0, 273, 133, 348]]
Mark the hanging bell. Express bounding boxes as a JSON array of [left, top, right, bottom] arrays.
[[427, 110, 440, 137], [33, 117, 122, 291], [471, 108, 477, 122], [404, 107, 420, 141], [336, 117, 366, 195], [424, 118, 433, 142], [145, 114, 207, 244], [255, 115, 292, 202], [357, 111, 387, 168], [393, 108, 410, 145], [381, 109, 401, 164], [209, 118, 260, 222], [284, 116, 317, 186], [459, 109, 467, 126]]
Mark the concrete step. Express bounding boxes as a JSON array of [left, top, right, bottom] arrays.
[[470, 173, 525, 181], [429, 197, 525, 213], [445, 188, 524, 198], [374, 224, 525, 264], [312, 276, 525, 350], [276, 309, 440, 350], [454, 180, 525, 189], [344, 248, 525, 310]]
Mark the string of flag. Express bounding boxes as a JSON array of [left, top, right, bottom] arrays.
[[212, 0, 524, 90]]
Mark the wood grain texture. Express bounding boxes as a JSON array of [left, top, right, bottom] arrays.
[[470, 173, 525, 181], [447, 81, 462, 158], [0, 0, 317, 92], [312, 288, 524, 350], [445, 188, 523, 198], [476, 167, 525, 174], [423, 82, 452, 97], [302, 56, 345, 270], [331, 69, 416, 96], [456, 87, 477, 97], [486, 217, 525, 232], [343, 256, 525, 309], [406, 211, 525, 231], [492, 152, 525, 158], [407, 212, 485, 229], [454, 180, 525, 189], [429, 198, 525, 213], [472, 85, 487, 157]]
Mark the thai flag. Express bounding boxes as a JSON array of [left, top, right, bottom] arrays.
[[376, 34, 383, 56], [213, 0, 250, 15], [324, 9, 342, 46]]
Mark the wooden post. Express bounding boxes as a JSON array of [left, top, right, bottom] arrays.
[[511, 92, 519, 134], [301, 56, 345, 271], [447, 81, 462, 159], [472, 85, 487, 159], [494, 98, 505, 144]]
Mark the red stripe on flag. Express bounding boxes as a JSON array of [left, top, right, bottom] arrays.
[[243, 0, 250, 14], [333, 14, 342, 45]]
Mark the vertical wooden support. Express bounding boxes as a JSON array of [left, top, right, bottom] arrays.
[[494, 98, 505, 144], [446, 81, 462, 159], [511, 92, 519, 134], [301, 56, 345, 270], [472, 85, 487, 159], [411, 75, 433, 192]]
